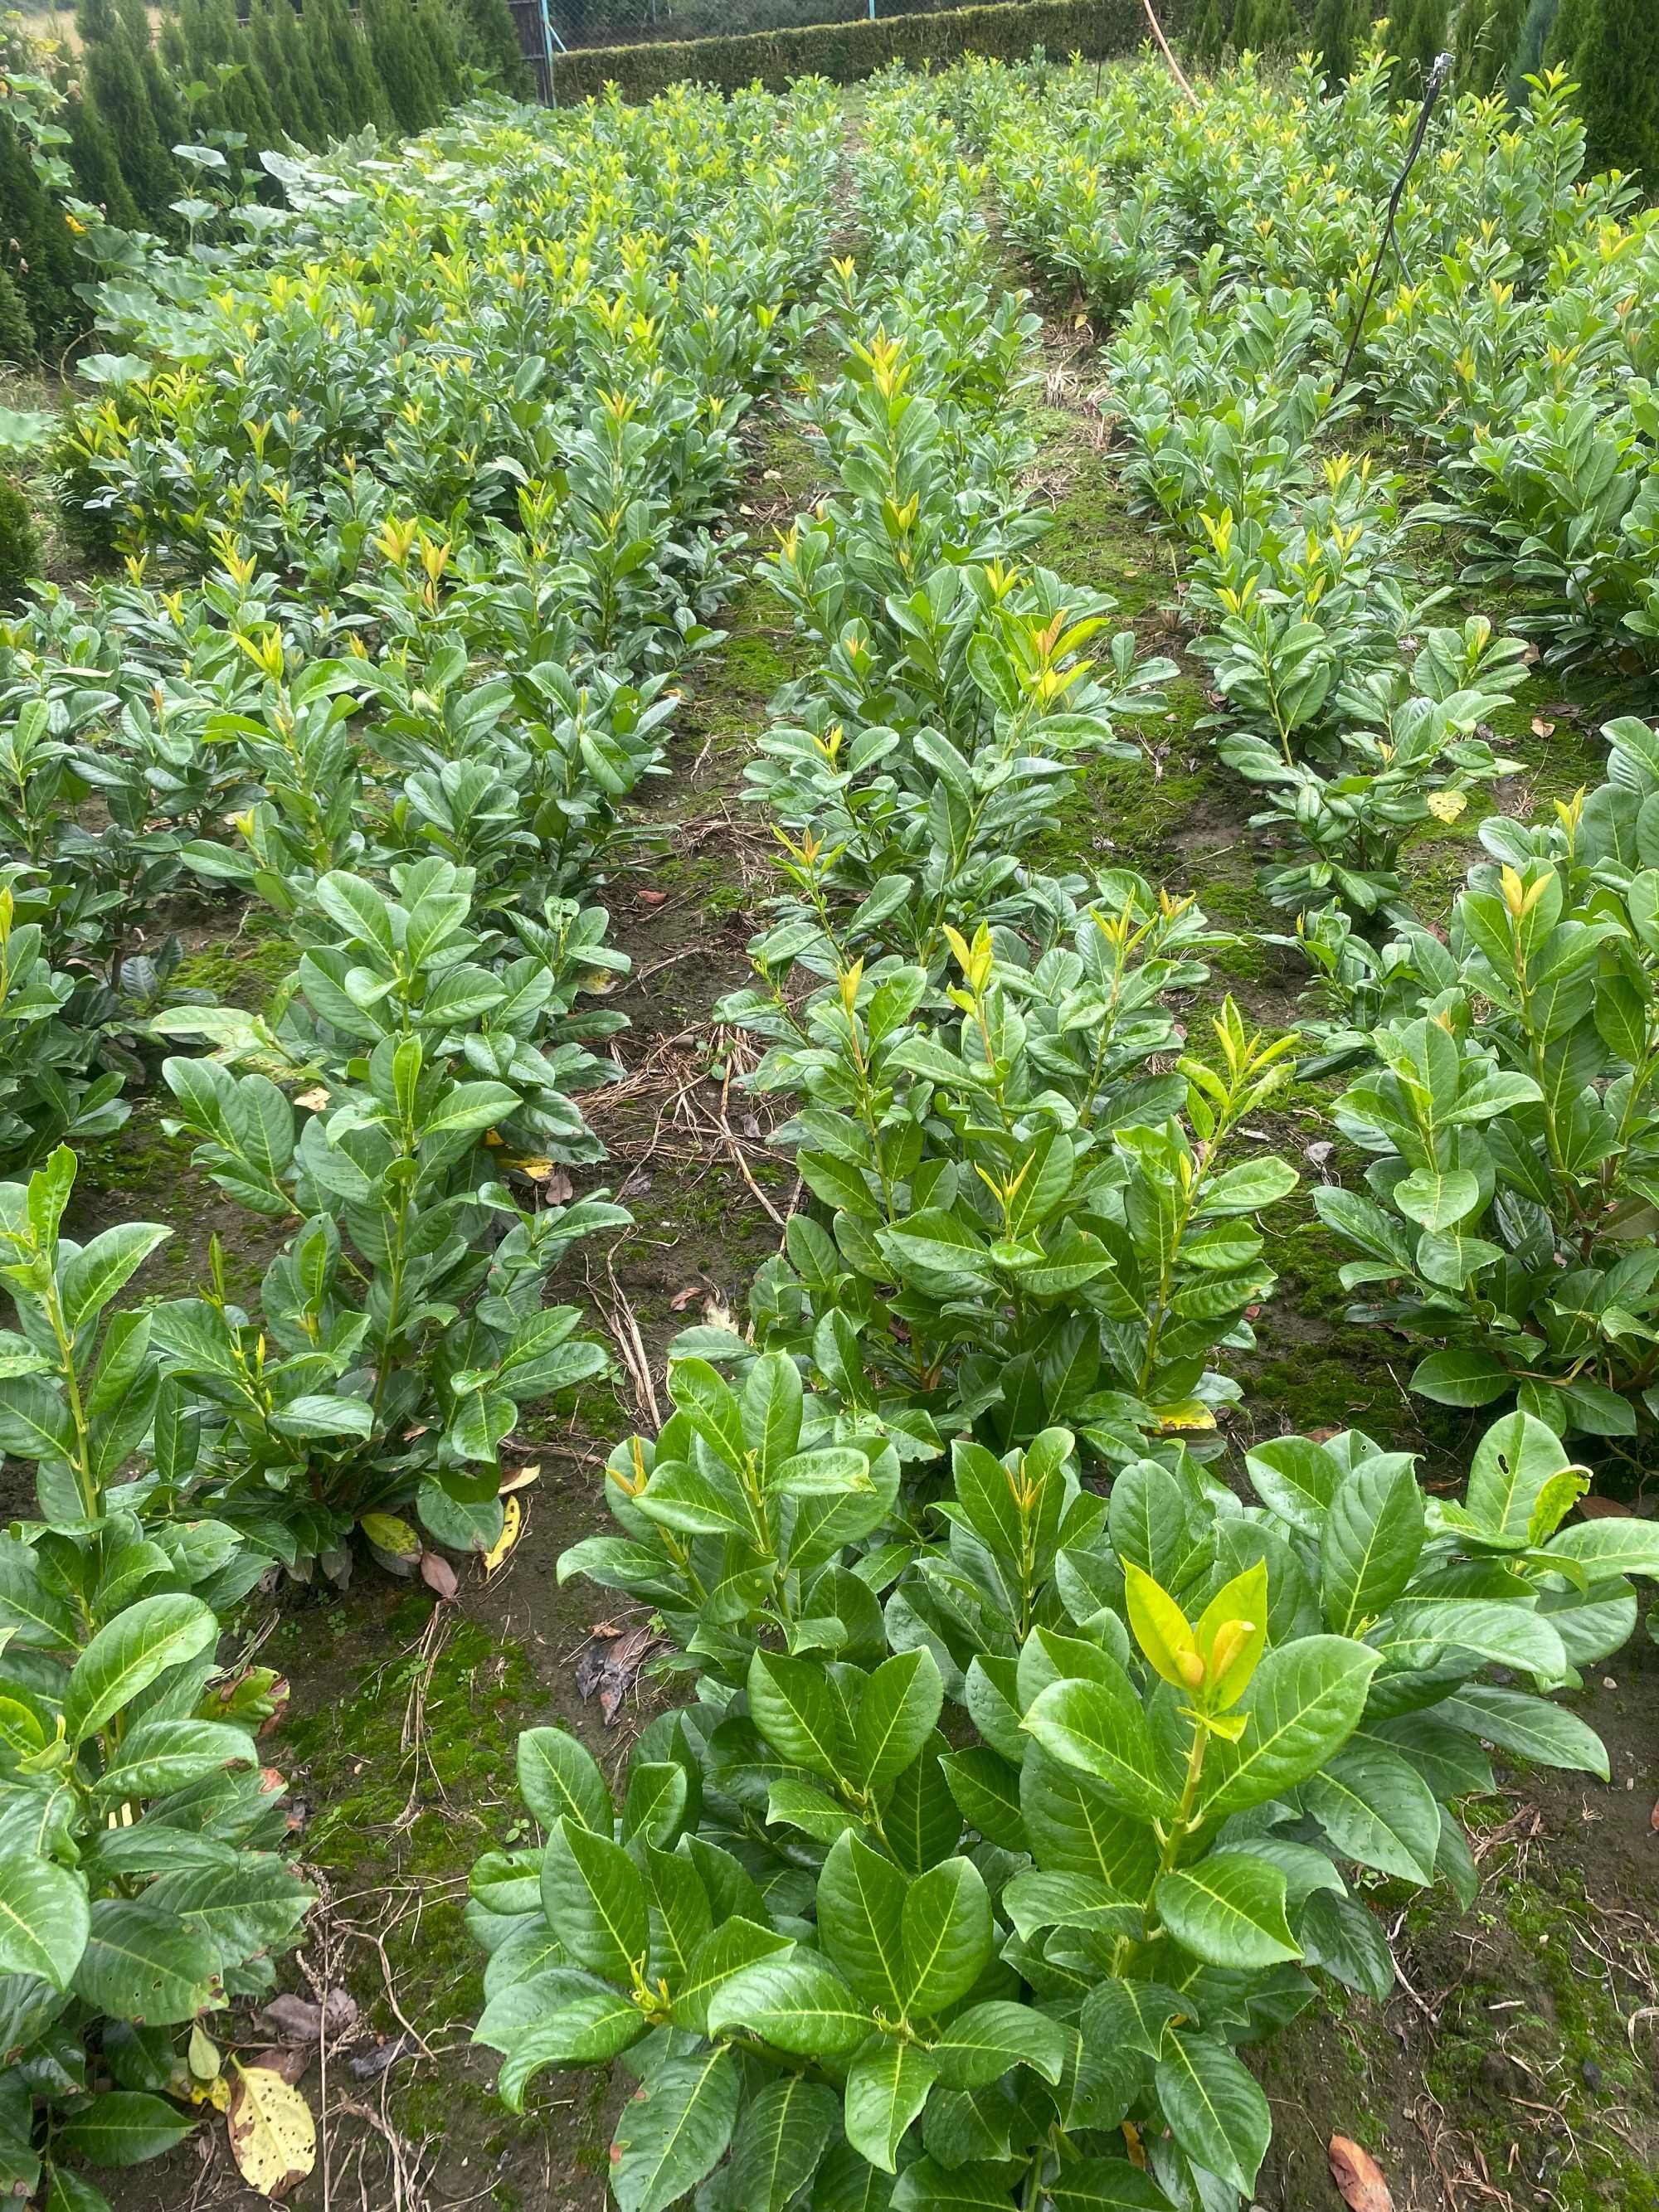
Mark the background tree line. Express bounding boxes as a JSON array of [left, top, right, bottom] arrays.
[[1190, 0, 1655, 187], [0, 0, 530, 360]]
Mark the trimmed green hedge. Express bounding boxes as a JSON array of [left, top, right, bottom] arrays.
[[549, 0, 1187, 100]]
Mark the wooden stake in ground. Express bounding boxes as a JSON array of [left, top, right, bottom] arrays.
[[1140, 0, 1199, 105]]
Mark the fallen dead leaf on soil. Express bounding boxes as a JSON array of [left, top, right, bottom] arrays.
[[635, 887, 667, 907], [1531, 716, 1556, 737], [246, 2045, 311, 2087], [228, 2064, 316, 2200], [260, 1990, 358, 2047], [512, 1158, 574, 1201], [483, 1495, 522, 1575], [577, 1620, 664, 1723], [419, 1550, 459, 1601], [669, 1283, 704, 1310], [1577, 1495, 1636, 1517], [350, 2031, 419, 2080], [1328, 2135, 1394, 2212]]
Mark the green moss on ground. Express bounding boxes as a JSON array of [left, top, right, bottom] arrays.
[[280, 1607, 536, 2041]]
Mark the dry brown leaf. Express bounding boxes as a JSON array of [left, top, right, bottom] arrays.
[[294, 1087, 330, 1113], [246, 2045, 310, 2087], [1329, 2135, 1394, 2212], [669, 1284, 704, 1310], [499, 1461, 542, 1495], [1531, 716, 1556, 737], [512, 1158, 575, 1201], [260, 1990, 358, 2047], [419, 1550, 459, 1602], [635, 888, 667, 907], [1577, 1495, 1636, 1517], [228, 2064, 316, 2201]]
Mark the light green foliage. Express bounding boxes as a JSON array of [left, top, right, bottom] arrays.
[[489, 75, 1656, 2212], [0, 1150, 311, 2212], [0, 83, 847, 2194], [1312, 714, 1659, 1438], [479, 1407, 1627, 2204]]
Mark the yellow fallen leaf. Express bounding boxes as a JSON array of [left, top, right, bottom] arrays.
[[499, 1462, 542, 1495], [228, 2064, 315, 2200], [484, 1495, 523, 1575]]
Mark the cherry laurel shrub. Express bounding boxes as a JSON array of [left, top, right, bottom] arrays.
[[468, 1389, 1655, 2210]]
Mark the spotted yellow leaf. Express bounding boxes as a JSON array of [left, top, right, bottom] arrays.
[[228, 2064, 315, 2200]]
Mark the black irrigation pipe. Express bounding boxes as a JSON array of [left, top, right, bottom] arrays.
[[1337, 47, 1456, 391]]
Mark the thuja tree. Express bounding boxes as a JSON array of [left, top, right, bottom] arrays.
[[1550, 0, 1659, 180], [0, 112, 83, 345], [74, 0, 180, 230], [1453, 0, 1528, 91], [1312, 0, 1369, 80], [303, 0, 393, 134], [452, 0, 532, 94], [1389, 0, 1452, 83]]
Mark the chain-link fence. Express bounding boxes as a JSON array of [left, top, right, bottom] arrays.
[[508, 0, 1001, 73]]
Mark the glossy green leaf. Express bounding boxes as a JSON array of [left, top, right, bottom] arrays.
[[62, 1595, 217, 1748], [538, 1818, 646, 1981], [844, 2039, 938, 2171], [1154, 2028, 1271, 2195], [708, 1949, 873, 2057], [517, 1728, 610, 1835], [0, 1850, 89, 1990], [1155, 1853, 1300, 1968], [610, 2048, 738, 2212], [855, 1648, 943, 1793], [902, 1856, 991, 2016], [728, 2075, 839, 2212]]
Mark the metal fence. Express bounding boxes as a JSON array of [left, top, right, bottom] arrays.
[[508, 0, 998, 88]]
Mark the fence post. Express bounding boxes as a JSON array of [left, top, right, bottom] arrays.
[[539, 0, 567, 106]]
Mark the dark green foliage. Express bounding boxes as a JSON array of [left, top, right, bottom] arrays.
[[452, 0, 533, 93], [1233, 0, 1297, 50], [1550, 0, 1658, 179], [119, 0, 188, 155], [304, 0, 393, 131], [363, 0, 451, 129], [1453, 0, 1527, 91], [178, 0, 285, 144], [0, 476, 41, 609], [248, 0, 328, 139], [1312, 0, 1367, 79], [75, 0, 181, 226], [0, 114, 84, 345], [1541, 0, 1580, 61], [415, 0, 467, 105], [0, 270, 33, 367], [1388, 0, 1452, 82], [550, 0, 1160, 100], [61, 89, 144, 229], [1190, 0, 1228, 61], [1510, 0, 1559, 94]]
